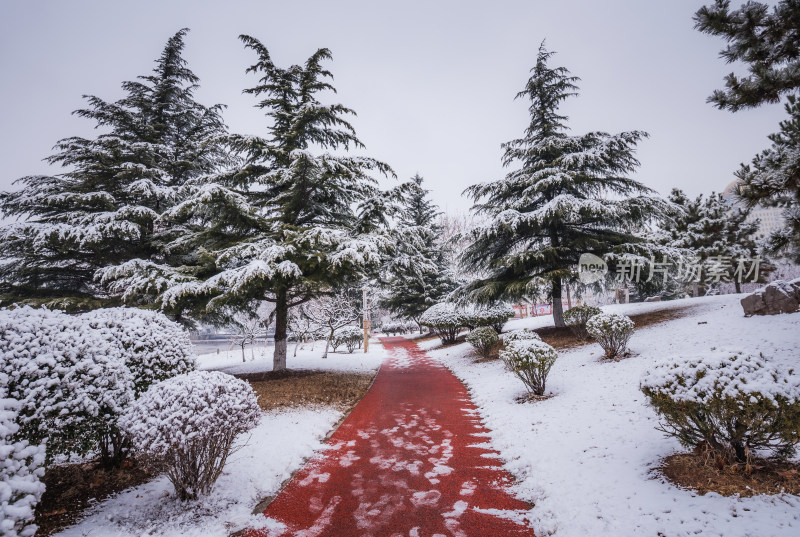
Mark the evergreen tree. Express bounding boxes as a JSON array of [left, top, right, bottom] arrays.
[[666, 189, 764, 294], [0, 29, 227, 310], [381, 174, 457, 328], [696, 1, 800, 260], [694, 0, 800, 111], [100, 36, 396, 370], [461, 44, 668, 327]]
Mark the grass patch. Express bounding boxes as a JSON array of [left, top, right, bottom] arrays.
[[238, 369, 377, 412]]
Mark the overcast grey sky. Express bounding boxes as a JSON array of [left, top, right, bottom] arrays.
[[0, 0, 786, 214]]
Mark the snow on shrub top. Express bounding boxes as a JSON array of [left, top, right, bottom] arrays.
[[0, 380, 45, 537], [0, 306, 134, 456], [466, 326, 499, 345], [119, 370, 261, 456], [419, 303, 464, 328], [502, 339, 558, 365], [641, 351, 800, 405], [586, 313, 634, 337], [81, 307, 196, 395], [502, 328, 542, 342]]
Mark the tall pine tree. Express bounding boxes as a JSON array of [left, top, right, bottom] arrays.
[[0, 29, 227, 310], [461, 44, 668, 327], [381, 174, 456, 328], [695, 0, 800, 260], [101, 36, 396, 370]]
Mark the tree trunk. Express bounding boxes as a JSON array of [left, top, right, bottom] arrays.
[[322, 334, 332, 359], [241, 344, 246, 362], [552, 278, 565, 327], [735, 280, 742, 294], [566, 283, 572, 309], [273, 288, 288, 371]]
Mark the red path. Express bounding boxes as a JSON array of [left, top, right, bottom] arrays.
[[251, 337, 534, 537]]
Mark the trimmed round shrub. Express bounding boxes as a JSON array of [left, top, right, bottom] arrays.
[[502, 328, 542, 343], [586, 313, 635, 359], [1, 381, 45, 537], [500, 339, 559, 396], [464, 305, 516, 332], [465, 327, 499, 359], [641, 352, 800, 464], [332, 326, 363, 353], [81, 307, 196, 396], [0, 306, 134, 464], [563, 304, 602, 340], [119, 371, 261, 500], [420, 303, 465, 345]]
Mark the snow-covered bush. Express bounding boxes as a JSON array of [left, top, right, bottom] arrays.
[[0, 381, 45, 537], [0, 307, 134, 464], [586, 313, 635, 359], [381, 321, 405, 336], [419, 303, 465, 344], [464, 304, 516, 332], [81, 307, 196, 396], [641, 352, 800, 464], [332, 326, 362, 353], [465, 327, 500, 359], [563, 304, 602, 340], [403, 320, 419, 333], [119, 371, 261, 500], [500, 339, 559, 396], [502, 328, 542, 343]]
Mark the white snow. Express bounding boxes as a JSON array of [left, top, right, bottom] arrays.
[[52, 408, 343, 537], [426, 294, 800, 537], [197, 337, 387, 375]]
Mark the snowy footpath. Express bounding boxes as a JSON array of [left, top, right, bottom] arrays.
[[423, 294, 800, 537], [52, 342, 389, 537]]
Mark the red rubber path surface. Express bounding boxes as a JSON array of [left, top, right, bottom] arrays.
[[250, 337, 534, 537]]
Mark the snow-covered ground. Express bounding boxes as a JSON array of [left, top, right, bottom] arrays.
[[197, 337, 388, 375], [425, 294, 800, 537], [53, 340, 389, 537]]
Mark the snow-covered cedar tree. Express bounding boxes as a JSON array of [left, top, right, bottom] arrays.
[[98, 37, 400, 372], [465, 327, 500, 360], [502, 328, 542, 343], [119, 370, 261, 500], [586, 313, 635, 359], [463, 305, 516, 333], [332, 326, 363, 353], [0, 381, 45, 537], [0, 29, 227, 310], [641, 352, 800, 464], [419, 303, 465, 345], [459, 44, 670, 328], [80, 308, 196, 395], [500, 339, 558, 396], [563, 305, 603, 340], [0, 306, 134, 465], [381, 174, 458, 327]]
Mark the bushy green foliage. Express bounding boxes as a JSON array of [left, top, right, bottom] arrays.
[[419, 303, 465, 344], [563, 305, 603, 340], [464, 305, 516, 333], [641, 352, 800, 463], [465, 327, 500, 359], [500, 339, 558, 396], [586, 313, 635, 359]]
